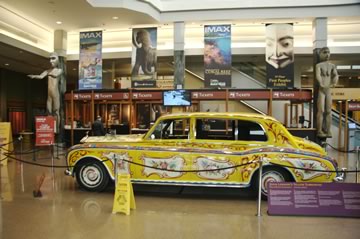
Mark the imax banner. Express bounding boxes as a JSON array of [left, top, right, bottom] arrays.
[[204, 25, 232, 88], [131, 28, 157, 88], [79, 31, 103, 90], [266, 23, 294, 88]]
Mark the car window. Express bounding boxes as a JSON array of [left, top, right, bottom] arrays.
[[237, 120, 267, 141], [150, 118, 190, 140], [195, 118, 235, 140]]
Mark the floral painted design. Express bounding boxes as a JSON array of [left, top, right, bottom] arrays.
[[141, 155, 185, 178], [102, 152, 132, 176], [264, 122, 290, 145], [282, 157, 332, 180], [194, 157, 235, 180]]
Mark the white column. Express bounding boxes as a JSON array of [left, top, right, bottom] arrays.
[[54, 29, 67, 56], [312, 18, 327, 49]]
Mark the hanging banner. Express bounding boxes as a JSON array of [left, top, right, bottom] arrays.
[[131, 27, 157, 88], [79, 31, 103, 90], [266, 23, 294, 89], [204, 24, 232, 88]]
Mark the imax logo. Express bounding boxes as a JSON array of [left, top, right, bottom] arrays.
[[80, 32, 102, 39], [205, 26, 230, 33]]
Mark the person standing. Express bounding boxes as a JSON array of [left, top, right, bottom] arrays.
[[92, 116, 105, 136], [316, 47, 338, 138]]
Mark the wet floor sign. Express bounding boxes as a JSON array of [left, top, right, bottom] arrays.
[[112, 174, 136, 215], [0, 123, 13, 166]]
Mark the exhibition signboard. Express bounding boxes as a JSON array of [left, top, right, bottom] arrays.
[[266, 23, 294, 89], [131, 27, 158, 88], [204, 25, 232, 88], [268, 182, 360, 217], [35, 116, 55, 146], [79, 31, 103, 90]]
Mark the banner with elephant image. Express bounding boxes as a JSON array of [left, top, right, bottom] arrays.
[[131, 27, 157, 88], [79, 31, 103, 90], [204, 24, 232, 88], [265, 23, 294, 89]]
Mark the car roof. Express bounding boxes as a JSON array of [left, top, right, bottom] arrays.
[[159, 112, 278, 122]]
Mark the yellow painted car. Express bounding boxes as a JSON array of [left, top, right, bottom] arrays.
[[65, 112, 344, 197]]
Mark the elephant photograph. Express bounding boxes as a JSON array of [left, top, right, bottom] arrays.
[[131, 27, 157, 86]]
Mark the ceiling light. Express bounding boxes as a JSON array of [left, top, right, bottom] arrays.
[[112, 16, 119, 20], [56, 21, 62, 25], [5, 63, 10, 66]]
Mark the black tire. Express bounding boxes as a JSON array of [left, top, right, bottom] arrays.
[[253, 167, 291, 200], [75, 159, 110, 192]]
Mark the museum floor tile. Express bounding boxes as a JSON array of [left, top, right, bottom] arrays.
[[0, 147, 359, 239]]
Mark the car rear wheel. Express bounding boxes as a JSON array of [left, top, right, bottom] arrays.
[[75, 160, 110, 192], [254, 167, 291, 199]]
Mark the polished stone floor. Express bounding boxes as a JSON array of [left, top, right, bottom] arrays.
[[1, 146, 359, 239]]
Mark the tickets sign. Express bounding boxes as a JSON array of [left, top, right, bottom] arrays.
[[35, 116, 55, 146]]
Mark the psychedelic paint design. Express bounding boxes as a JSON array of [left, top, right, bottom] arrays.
[[204, 25, 232, 88], [79, 31, 103, 90], [266, 23, 294, 89]]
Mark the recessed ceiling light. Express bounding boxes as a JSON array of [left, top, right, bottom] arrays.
[[112, 16, 119, 20], [5, 63, 10, 66], [56, 21, 62, 25]]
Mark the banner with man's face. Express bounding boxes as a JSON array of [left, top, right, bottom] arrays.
[[79, 31, 103, 90], [266, 23, 294, 88], [204, 25, 232, 88], [131, 28, 157, 88]]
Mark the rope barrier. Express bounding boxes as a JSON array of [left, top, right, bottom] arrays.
[[4, 151, 360, 174], [325, 142, 357, 153]]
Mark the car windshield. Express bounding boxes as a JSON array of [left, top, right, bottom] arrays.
[[149, 118, 190, 140]]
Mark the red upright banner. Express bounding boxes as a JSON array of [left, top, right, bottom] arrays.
[[35, 116, 55, 146]]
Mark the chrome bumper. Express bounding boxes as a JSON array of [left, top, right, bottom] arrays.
[[333, 168, 346, 182], [64, 169, 73, 176]]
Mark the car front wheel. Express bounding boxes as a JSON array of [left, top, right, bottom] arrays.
[[75, 159, 110, 192], [254, 167, 291, 199]]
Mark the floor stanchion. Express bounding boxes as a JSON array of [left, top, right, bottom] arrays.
[[256, 158, 263, 217], [356, 146, 359, 184]]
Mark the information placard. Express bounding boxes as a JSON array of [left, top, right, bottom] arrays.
[[268, 182, 360, 217], [35, 116, 55, 146]]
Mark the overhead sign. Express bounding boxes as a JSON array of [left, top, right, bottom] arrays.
[[94, 92, 130, 100], [228, 90, 270, 100], [79, 31, 103, 90], [73, 93, 92, 100], [272, 90, 312, 100], [191, 91, 226, 100], [268, 182, 360, 217], [331, 88, 360, 100], [131, 27, 157, 88], [132, 92, 162, 100], [35, 116, 55, 146], [204, 24, 232, 88], [266, 23, 294, 89], [348, 101, 360, 111]]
